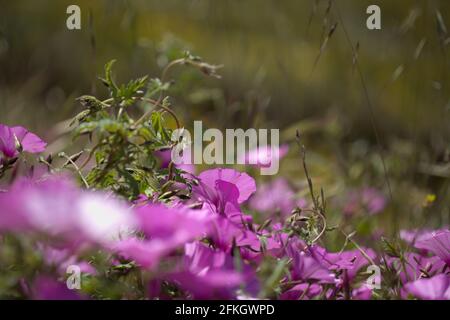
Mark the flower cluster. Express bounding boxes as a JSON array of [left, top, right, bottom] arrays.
[[0, 60, 448, 300], [0, 124, 448, 299]]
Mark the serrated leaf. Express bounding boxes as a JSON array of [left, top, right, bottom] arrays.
[[99, 59, 119, 98]]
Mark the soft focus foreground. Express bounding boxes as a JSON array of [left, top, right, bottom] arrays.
[[0, 59, 448, 300]]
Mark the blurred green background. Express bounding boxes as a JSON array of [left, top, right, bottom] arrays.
[[0, 1, 449, 231]]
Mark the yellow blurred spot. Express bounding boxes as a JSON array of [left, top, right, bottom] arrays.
[[424, 194, 436, 206]]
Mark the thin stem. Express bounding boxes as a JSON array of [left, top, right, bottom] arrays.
[[310, 211, 327, 244], [332, 0, 393, 204], [80, 143, 101, 169], [102, 98, 114, 106], [295, 130, 319, 210], [117, 106, 124, 119], [340, 229, 376, 266], [134, 97, 181, 129], [60, 154, 89, 189], [134, 58, 186, 127], [161, 58, 185, 83]]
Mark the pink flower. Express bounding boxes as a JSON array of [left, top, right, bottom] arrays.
[[0, 176, 79, 232], [0, 175, 135, 245], [0, 124, 46, 159], [169, 270, 243, 299], [249, 178, 306, 218], [405, 274, 450, 300], [240, 144, 289, 168], [37, 244, 96, 276], [386, 253, 446, 284], [137, 203, 212, 241], [400, 229, 432, 245], [113, 204, 212, 269], [155, 148, 195, 174], [286, 243, 336, 284], [415, 230, 450, 266], [321, 248, 377, 282], [280, 283, 322, 300], [194, 168, 256, 205], [208, 215, 243, 252], [352, 286, 373, 300], [192, 169, 256, 229], [236, 229, 280, 261], [167, 242, 245, 299], [201, 179, 242, 219], [400, 228, 448, 247], [343, 187, 386, 216], [33, 276, 84, 300]]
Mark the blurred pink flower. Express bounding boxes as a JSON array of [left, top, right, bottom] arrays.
[[240, 144, 289, 168], [249, 178, 306, 218], [167, 242, 245, 299], [0, 175, 135, 245], [113, 204, 212, 269], [405, 274, 450, 300], [400, 228, 447, 246], [343, 187, 386, 216], [33, 276, 84, 300], [280, 283, 322, 300], [37, 244, 96, 276], [352, 286, 373, 300]]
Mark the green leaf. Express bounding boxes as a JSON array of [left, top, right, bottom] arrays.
[[150, 112, 171, 142], [99, 59, 119, 98], [119, 168, 140, 198], [118, 76, 149, 107]]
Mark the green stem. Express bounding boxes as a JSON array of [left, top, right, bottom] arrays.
[[61, 154, 89, 188]]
